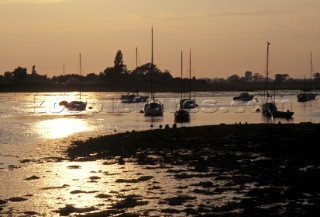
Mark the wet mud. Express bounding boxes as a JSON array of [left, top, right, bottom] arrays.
[[1, 123, 320, 216]]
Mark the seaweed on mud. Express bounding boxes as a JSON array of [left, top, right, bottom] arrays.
[[24, 175, 40, 180], [67, 165, 81, 169], [40, 184, 69, 190], [95, 194, 112, 199], [89, 176, 101, 181], [64, 124, 320, 216], [70, 190, 99, 194], [161, 208, 181, 214], [174, 172, 215, 179], [8, 197, 28, 202], [20, 159, 37, 163], [115, 176, 153, 183], [147, 185, 161, 190], [190, 181, 215, 188], [111, 195, 148, 209], [75, 209, 120, 217], [193, 189, 215, 195], [164, 195, 197, 206], [23, 211, 39, 215], [55, 204, 96, 216]]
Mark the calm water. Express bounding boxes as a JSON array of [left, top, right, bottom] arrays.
[[0, 91, 319, 215], [1, 91, 319, 136], [0, 91, 319, 164]]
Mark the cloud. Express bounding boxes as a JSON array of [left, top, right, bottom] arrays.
[[208, 9, 296, 17], [137, 9, 296, 22], [0, 0, 68, 4]]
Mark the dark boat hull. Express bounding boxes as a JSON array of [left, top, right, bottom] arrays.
[[297, 92, 317, 102], [174, 109, 190, 123]]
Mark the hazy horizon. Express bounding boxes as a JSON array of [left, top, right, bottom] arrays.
[[1, 0, 319, 79]]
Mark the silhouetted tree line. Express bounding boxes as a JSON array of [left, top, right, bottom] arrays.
[[1, 50, 320, 92]]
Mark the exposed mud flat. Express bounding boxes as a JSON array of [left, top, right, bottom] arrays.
[[1, 123, 320, 216]]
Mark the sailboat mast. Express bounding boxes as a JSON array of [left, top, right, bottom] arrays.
[[151, 27, 154, 100], [310, 52, 314, 81], [79, 53, 82, 100], [266, 42, 270, 102], [135, 47, 139, 95], [63, 63, 65, 97], [189, 49, 192, 100], [136, 47, 138, 68], [180, 51, 183, 101]]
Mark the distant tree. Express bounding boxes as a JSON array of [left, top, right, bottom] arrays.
[[275, 73, 289, 82], [314, 72, 320, 80], [227, 74, 240, 82], [252, 73, 264, 82], [314, 72, 320, 88], [114, 50, 127, 74], [244, 71, 253, 81], [102, 50, 128, 85], [86, 73, 99, 81], [12, 67, 28, 82], [4, 71, 13, 81], [132, 63, 151, 75]]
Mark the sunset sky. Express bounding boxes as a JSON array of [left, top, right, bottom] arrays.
[[1, 0, 319, 79]]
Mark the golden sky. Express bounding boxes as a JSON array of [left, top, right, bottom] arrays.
[[0, 0, 319, 78]]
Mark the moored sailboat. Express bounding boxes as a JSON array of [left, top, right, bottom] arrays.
[[180, 49, 197, 109], [297, 52, 317, 102], [261, 42, 294, 119], [175, 51, 190, 123], [59, 53, 87, 112], [121, 48, 149, 103], [144, 27, 164, 116]]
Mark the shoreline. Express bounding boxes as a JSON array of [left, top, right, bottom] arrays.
[[67, 122, 320, 161], [65, 123, 320, 216], [1, 123, 320, 216]]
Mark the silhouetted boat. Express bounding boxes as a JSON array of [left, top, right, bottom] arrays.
[[144, 27, 164, 116], [233, 92, 254, 101], [297, 92, 317, 102], [144, 99, 164, 116], [59, 53, 87, 112], [175, 51, 190, 123], [174, 109, 190, 123], [261, 42, 294, 119], [297, 53, 317, 102], [262, 102, 294, 119], [120, 93, 148, 103], [121, 48, 148, 103], [59, 100, 87, 111], [180, 49, 197, 109]]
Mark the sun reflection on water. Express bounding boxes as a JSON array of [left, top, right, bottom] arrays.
[[35, 118, 89, 139]]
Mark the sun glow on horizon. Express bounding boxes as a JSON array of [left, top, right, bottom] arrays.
[[1, 0, 319, 79]]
